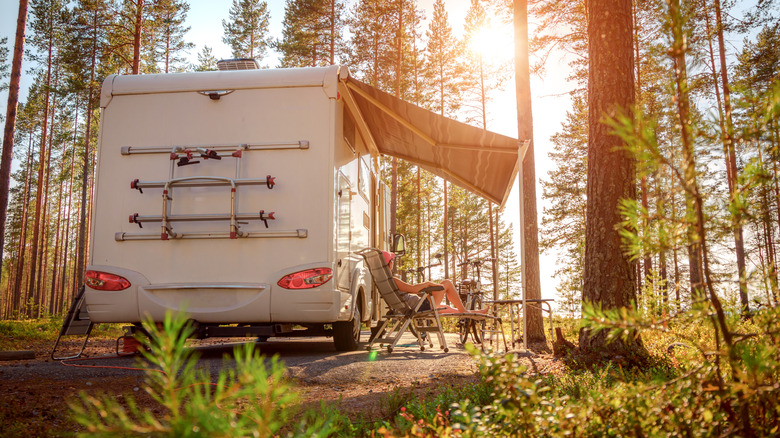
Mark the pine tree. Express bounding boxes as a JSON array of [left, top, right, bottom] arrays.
[[540, 92, 588, 314], [194, 45, 218, 71], [222, 0, 271, 61], [151, 0, 193, 73], [580, 0, 647, 359], [63, 0, 114, 295], [0, 37, 9, 96], [420, 0, 462, 116], [0, 0, 30, 273], [276, 0, 344, 67], [21, 0, 67, 317], [107, 0, 157, 74]]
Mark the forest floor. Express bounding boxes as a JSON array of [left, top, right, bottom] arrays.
[[0, 330, 561, 437]]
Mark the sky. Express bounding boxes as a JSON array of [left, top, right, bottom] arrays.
[[0, 0, 574, 301]]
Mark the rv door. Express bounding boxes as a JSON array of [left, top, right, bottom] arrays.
[[336, 173, 351, 291]]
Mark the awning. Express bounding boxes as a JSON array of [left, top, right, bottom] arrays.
[[338, 76, 524, 207]]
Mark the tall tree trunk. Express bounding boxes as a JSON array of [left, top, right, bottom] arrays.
[[711, 0, 749, 316], [669, 9, 740, 426], [329, 0, 336, 64], [672, 200, 681, 309], [443, 181, 449, 279], [27, 10, 56, 317], [580, 0, 646, 360], [416, 167, 421, 264], [514, 0, 545, 342], [27, 109, 50, 316], [0, 0, 30, 262], [439, 62, 449, 280], [132, 0, 144, 74], [50, 177, 64, 314], [705, 0, 749, 313], [76, 9, 99, 291], [11, 134, 34, 318], [41, 62, 60, 315], [61, 98, 79, 303], [389, 0, 404, 241]]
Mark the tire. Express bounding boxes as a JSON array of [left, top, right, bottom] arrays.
[[473, 295, 485, 344], [333, 307, 361, 351], [458, 319, 469, 344]]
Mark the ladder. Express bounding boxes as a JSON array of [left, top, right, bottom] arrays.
[[117, 142, 309, 241], [51, 286, 94, 360]]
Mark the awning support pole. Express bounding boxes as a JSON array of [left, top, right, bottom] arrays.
[[517, 141, 530, 350]]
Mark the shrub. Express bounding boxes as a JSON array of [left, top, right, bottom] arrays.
[[69, 311, 332, 437]]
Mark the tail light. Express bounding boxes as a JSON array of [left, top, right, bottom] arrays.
[[85, 270, 131, 291], [277, 268, 333, 290]]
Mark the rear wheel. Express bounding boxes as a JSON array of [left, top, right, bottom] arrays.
[[334, 307, 361, 351]]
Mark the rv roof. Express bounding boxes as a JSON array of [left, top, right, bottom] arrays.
[[100, 65, 345, 108]]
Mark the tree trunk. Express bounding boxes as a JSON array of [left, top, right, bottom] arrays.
[[50, 177, 64, 314], [27, 54, 52, 317], [580, 0, 646, 360], [711, 0, 749, 316], [0, 0, 29, 262], [329, 0, 336, 65], [705, 0, 748, 313], [76, 9, 99, 290], [11, 134, 34, 318], [132, 0, 144, 75], [61, 98, 79, 303], [514, 0, 545, 343]]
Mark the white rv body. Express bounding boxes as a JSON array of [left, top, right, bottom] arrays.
[[85, 66, 388, 348]]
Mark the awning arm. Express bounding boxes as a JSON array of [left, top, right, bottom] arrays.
[[520, 139, 531, 160], [338, 81, 380, 156], [345, 80, 438, 146]]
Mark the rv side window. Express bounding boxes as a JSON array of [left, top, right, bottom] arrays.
[[358, 156, 370, 201], [344, 110, 357, 153]]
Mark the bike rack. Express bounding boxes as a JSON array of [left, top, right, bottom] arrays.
[[117, 142, 308, 241]]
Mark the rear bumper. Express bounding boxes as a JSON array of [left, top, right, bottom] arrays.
[[83, 264, 347, 324]]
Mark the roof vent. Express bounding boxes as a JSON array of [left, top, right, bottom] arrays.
[[217, 58, 259, 71]]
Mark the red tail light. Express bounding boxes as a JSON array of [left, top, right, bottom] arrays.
[[277, 268, 333, 290], [85, 270, 131, 291]]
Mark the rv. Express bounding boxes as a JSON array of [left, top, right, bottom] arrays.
[[81, 63, 520, 352], [85, 65, 394, 351]]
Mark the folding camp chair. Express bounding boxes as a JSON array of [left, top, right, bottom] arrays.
[[359, 247, 510, 353], [358, 248, 449, 353]]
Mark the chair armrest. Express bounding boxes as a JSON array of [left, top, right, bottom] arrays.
[[419, 285, 444, 295]]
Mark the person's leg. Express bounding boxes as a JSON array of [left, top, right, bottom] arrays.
[[442, 279, 488, 314], [426, 281, 459, 313]]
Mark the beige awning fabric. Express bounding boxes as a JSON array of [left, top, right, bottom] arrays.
[[340, 76, 522, 207]]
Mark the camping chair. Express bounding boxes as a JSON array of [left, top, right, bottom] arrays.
[[357, 248, 449, 353], [359, 248, 510, 354]]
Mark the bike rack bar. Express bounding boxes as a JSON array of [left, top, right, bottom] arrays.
[[115, 229, 308, 241], [131, 176, 275, 192], [131, 211, 275, 225], [120, 141, 309, 156]]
